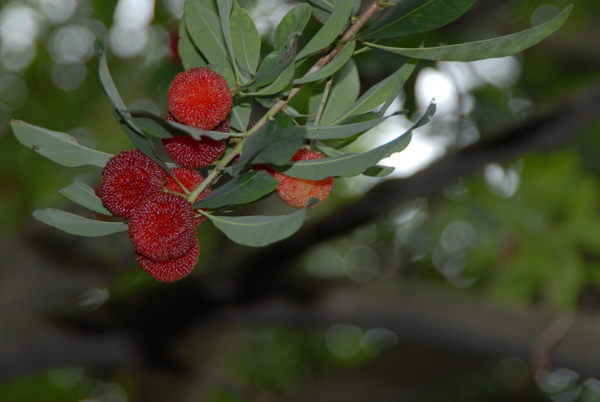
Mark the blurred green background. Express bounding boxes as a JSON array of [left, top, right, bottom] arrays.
[[1, 0, 600, 401]]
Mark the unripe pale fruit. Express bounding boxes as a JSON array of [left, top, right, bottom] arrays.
[[167, 66, 232, 130], [128, 192, 197, 261], [99, 149, 168, 219], [136, 239, 199, 282], [257, 149, 334, 209]]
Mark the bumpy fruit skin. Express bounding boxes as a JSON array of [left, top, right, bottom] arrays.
[[163, 135, 226, 168], [100, 150, 169, 219], [136, 240, 199, 282], [257, 149, 334, 209], [128, 192, 197, 261], [165, 167, 212, 225], [167, 66, 232, 130]]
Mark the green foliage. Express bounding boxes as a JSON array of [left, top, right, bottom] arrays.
[[354, 0, 476, 40], [11, 0, 571, 259], [361, 5, 572, 61], [11, 120, 112, 168]]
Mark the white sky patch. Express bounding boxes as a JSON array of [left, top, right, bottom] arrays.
[[415, 67, 459, 115], [109, 0, 155, 58], [0, 5, 44, 53], [37, 0, 78, 25], [164, 0, 185, 18], [379, 124, 447, 178]]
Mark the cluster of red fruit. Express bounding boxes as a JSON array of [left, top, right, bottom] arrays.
[[100, 67, 333, 282]]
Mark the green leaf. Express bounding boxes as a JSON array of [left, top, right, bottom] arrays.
[[185, 0, 233, 74], [318, 58, 360, 125], [249, 44, 297, 90], [274, 3, 312, 51], [293, 41, 355, 85], [206, 199, 318, 247], [95, 38, 168, 170], [363, 165, 396, 177], [33, 208, 128, 237], [354, 0, 476, 40], [249, 62, 295, 96], [59, 180, 110, 215], [230, 7, 261, 75], [331, 59, 417, 124], [95, 37, 126, 111], [230, 97, 252, 133], [306, 112, 402, 140], [295, 0, 354, 60], [233, 115, 307, 173], [280, 101, 435, 180], [307, 0, 361, 24], [194, 171, 279, 209], [114, 110, 172, 173], [11, 120, 112, 168], [125, 110, 233, 141], [364, 5, 572, 61], [178, 18, 207, 70]]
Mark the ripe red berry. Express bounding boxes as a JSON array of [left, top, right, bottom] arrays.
[[165, 167, 212, 225], [167, 66, 232, 130], [257, 149, 334, 209], [128, 192, 197, 261], [100, 149, 169, 219], [136, 239, 199, 282], [163, 135, 226, 168]]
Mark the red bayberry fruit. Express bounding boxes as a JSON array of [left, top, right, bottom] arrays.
[[165, 167, 212, 225], [100, 149, 169, 219], [257, 149, 334, 209], [167, 66, 232, 130], [136, 239, 199, 282], [163, 135, 226, 168], [128, 192, 197, 261], [213, 119, 230, 133]]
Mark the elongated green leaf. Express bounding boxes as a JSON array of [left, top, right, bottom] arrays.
[[206, 199, 318, 247], [293, 41, 355, 85], [194, 171, 279, 209], [11, 120, 112, 168], [178, 18, 207, 70], [185, 0, 233, 74], [233, 115, 307, 173], [33, 208, 128, 237], [217, 0, 235, 59], [307, 0, 361, 24], [364, 5, 572, 61], [274, 3, 312, 51], [95, 39, 168, 170], [249, 62, 295, 96], [331, 59, 417, 124], [363, 165, 396, 177], [281, 101, 436, 180], [125, 110, 233, 140], [354, 0, 475, 40], [230, 7, 261, 74], [95, 37, 126, 111], [250, 44, 297, 90], [114, 110, 172, 173], [230, 97, 252, 133], [295, 0, 353, 60], [59, 180, 110, 215], [319, 58, 360, 125], [306, 112, 402, 140]]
